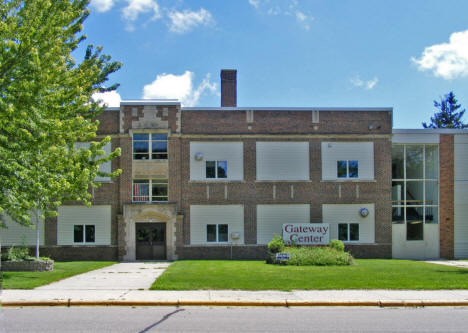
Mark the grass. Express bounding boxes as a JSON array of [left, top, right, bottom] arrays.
[[1, 261, 116, 289], [151, 260, 468, 291]]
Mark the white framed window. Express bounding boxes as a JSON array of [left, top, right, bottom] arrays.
[[337, 160, 359, 179], [207, 224, 229, 243], [133, 133, 168, 160], [132, 179, 168, 202], [338, 223, 359, 242], [74, 225, 95, 243], [206, 161, 227, 179]]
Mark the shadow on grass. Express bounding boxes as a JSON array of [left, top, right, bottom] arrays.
[[435, 269, 468, 275]]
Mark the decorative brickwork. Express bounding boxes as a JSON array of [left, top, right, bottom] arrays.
[[439, 134, 454, 259]]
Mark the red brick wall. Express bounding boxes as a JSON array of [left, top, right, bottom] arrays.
[[439, 134, 454, 259], [97, 110, 120, 135], [173, 133, 393, 258], [181, 110, 392, 135]]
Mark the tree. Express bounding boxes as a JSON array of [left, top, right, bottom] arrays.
[[422, 91, 467, 129], [0, 0, 122, 256]]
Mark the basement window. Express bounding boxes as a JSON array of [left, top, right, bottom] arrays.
[[74, 225, 95, 243], [207, 224, 229, 243], [338, 223, 359, 242]]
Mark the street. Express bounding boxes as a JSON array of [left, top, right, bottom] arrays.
[[2, 306, 468, 332]]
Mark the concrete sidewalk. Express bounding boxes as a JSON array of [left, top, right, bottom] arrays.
[[3, 289, 468, 307], [35, 262, 171, 290], [2, 261, 468, 307]]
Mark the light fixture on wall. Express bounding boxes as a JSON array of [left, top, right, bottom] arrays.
[[359, 208, 369, 217], [194, 152, 203, 161]]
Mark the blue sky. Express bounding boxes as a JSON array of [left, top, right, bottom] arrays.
[[84, 0, 468, 128]]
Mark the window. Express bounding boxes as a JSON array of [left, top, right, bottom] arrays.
[[133, 133, 167, 160], [206, 161, 227, 179], [338, 223, 359, 242], [392, 144, 439, 241], [73, 225, 95, 243], [337, 160, 358, 179], [206, 224, 229, 243], [133, 180, 168, 202]]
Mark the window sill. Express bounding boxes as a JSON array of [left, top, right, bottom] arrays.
[[133, 159, 168, 163], [188, 180, 245, 183], [131, 201, 171, 204], [255, 180, 312, 183], [321, 179, 376, 183]]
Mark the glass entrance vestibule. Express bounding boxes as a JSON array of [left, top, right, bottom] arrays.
[[391, 144, 439, 259]]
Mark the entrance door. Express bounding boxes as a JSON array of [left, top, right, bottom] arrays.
[[135, 223, 166, 260]]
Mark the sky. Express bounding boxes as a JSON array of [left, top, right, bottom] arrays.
[[83, 0, 468, 128]]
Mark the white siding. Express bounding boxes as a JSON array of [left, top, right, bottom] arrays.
[[76, 142, 112, 182], [455, 135, 468, 258], [57, 205, 111, 245], [321, 142, 374, 180], [392, 134, 440, 144], [0, 214, 44, 246], [256, 142, 309, 181], [257, 204, 310, 244], [190, 142, 243, 181], [322, 204, 375, 243], [190, 205, 244, 244]]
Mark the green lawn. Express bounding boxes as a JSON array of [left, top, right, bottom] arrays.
[[1, 261, 116, 289], [151, 260, 468, 291]]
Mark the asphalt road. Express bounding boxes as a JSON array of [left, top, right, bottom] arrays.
[[2, 306, 468, 332]]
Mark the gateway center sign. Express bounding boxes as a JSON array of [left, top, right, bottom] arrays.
[[282, 223, 330, 245]]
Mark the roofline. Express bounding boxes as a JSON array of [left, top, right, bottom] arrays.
[[121, 99, 181, 106], [104, 107, 120, 111], [393, 128, 468, 134], [182, 107, 393, 112]]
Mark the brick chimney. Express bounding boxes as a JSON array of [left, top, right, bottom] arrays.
[[221, 69, 237, 107]]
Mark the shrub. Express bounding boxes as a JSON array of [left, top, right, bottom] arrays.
[[269, 246, 353, 266], [6, 246, 33, 261], [267, 234, 284, 254], [329, 239, 345, 252]]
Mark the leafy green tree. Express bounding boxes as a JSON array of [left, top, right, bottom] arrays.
[[0, 0, 122, 256], [422, 91, 467, 129]]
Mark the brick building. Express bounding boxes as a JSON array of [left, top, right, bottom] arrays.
[[2, 70, 468, 261]]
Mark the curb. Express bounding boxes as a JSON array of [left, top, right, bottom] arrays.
[[3, 300, 468, 307]]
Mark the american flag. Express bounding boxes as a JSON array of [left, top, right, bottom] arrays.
[[133, 183, 149, 202]]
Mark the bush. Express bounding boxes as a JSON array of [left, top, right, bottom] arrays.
[[269, 246, 353, 266], [5, 246, 33, 261], [267, 234, 284, 254], [329, 239, 345, 252]]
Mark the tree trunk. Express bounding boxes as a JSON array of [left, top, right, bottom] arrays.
[[36, 208, 40, 259]]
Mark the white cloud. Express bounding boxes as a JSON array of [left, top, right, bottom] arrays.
[[122, 0, 161, 31], [295, 10, 310, 30], [142, 71, 217, 106], [167, 8, 214, 34], [249, 0, 312, 30], [248, 0, 260, 9], [350, 75, 378, 90], [411, 29, 468, 80], [90, 0, 115, 13], [267, 6, 281, 15], [92, 91, 122, 107]]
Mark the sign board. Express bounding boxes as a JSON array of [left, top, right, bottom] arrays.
[[282, 223, 330, 245], [275, 253, 290, 261]]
